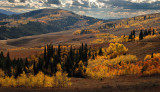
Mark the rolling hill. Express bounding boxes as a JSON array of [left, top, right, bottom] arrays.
[[0, 13, 8, 20], [0, 9, 18, 15], [0, 9, 105, 40], [99, 13, 160, 36]]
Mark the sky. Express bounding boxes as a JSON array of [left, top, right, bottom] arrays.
[[0, 0, 160, 19]]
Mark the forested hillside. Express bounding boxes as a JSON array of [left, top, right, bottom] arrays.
[[0, 9, 104, 40], [0, 13, 8, 20]]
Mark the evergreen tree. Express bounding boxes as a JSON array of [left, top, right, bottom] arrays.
[[79, 43, 83, 61], [129, 34, 132, 41], [24, 58, 29, 73], [37, 57, 43, 72], [139, 30, 144, 40], [44, 46, 47, 61], [65, 46, 76, 76], [144, 16, 146, 20], [88, 47, 91, 58], [92, 54, 95, 59], [84, 44, 88, 62], [33, 61, 38, 75], [25, 58, 29, 68], [57, 44, 61, 64], [151, 52, 154, 58], [129, 31, 135, 41], [153, 29, 155, 35], [131, 31, 134, 40], [144, 29, 148, 37], [133, 30, 135, 38], [98, 48, 103, 56], [5, 52, 12, 77], [148, 29, 152, 35], [15, 59, 23, 78], [69, 45, 73, 60], [0, 52, 4, 69], [0, 52, 4, 59]]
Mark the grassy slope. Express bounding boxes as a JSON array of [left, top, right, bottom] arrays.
[[99, 13, 160, 36]]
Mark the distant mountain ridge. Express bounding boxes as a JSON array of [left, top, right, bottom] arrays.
[[0, 13, 8, 20], [0, 9, 18, 15], [0, 8, 105, 40]]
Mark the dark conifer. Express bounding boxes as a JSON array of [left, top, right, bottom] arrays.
[[98, 48, 103, 56], [88, 47, 91, 58], [15, 59, 23, 78], [92, 54, 95, 59], [0, 52, 4, 59], [144, 29, 148, 37], [139, 30, 144, 40], [151, 52, 154, 58], [25, 58, 29, 68], [148, 28, 151, 35], [84, 44, 88, 66], [144, 16, 146, 20], [153, 29, 155, 35], [33, 61, 38, 75], [5, 52, 11, 77], [133, 30, 135, 38], [57, 44, 61, 64], [44, 46, 47, 61]]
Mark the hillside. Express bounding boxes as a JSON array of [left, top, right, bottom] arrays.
[[99, 13, 160, 36], [0, 13, 8, 20], [0, 9, 104, 40], [0, 9, 17, 15]]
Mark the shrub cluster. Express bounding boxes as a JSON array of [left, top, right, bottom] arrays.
[[86, 52, 160, 80], [0, 71, 71, 88]]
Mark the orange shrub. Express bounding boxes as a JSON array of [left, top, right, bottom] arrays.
[[86, 53, 160, 80]]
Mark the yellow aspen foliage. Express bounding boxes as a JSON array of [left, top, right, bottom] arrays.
[[0, 71, 71, 88], [0, 76, 17, 87], [144, 55, 152, 61], [0, 69, 5, 78], [16, 72, 28, 87], [106, 43, 128, 59], [57, 63, 62, 71], [74, 61, 86, 77], [44, 75, 54, 87], [55, 71, 71, 87]]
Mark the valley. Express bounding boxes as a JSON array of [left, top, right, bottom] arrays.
[[0, 8, 160, 92]]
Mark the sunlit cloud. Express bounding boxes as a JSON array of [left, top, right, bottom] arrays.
[[0, 0, 160, 19]]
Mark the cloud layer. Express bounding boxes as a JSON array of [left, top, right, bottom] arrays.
[[0, 0, 160, 19]]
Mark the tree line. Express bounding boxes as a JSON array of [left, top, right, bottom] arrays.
[[127, 27, 156, 41], [0, 43, 103, 78]]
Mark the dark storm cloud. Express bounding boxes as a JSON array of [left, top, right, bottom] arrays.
[[20, 0, 26, 3], [72, 1, 89, 8], [102, 0, 160, 10], [8, 0, 27, 3], [47, 0, 61, 5], [8, 0, 15, 3]]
